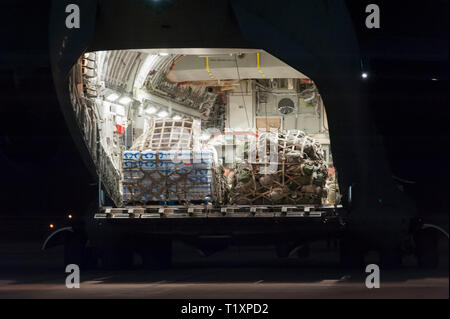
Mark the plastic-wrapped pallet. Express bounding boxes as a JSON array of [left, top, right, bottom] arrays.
[[122, 150, 145, 203], [229, 130, 329, 205], [122, 119, 220, 205]]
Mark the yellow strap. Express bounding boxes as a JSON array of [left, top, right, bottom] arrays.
[[257, 52, 268, 79], [205, 57, 216, 80]]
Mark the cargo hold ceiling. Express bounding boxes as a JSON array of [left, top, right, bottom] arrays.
[[166, 51, 309, 82], [94, 49, 310, 95]]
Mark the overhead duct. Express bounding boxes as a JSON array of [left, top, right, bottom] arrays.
[[166, 52, 309, 82], [97, 50, 141, 92]]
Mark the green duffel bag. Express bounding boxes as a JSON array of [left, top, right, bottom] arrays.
[[287, 164, 303, 175], [302, 163, 314, 176], [288, 181, 301, 191], [237, 169, 252, 184], [294, 174, 312, 186], [313, 173, 325, 186]]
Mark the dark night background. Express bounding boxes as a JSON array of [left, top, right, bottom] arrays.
[[0, 1, 448, 234]]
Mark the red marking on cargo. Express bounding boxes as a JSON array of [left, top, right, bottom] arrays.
[[116, 124, 125, 135]]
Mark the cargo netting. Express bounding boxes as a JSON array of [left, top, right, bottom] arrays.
[[229, 130, 329, 205]]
